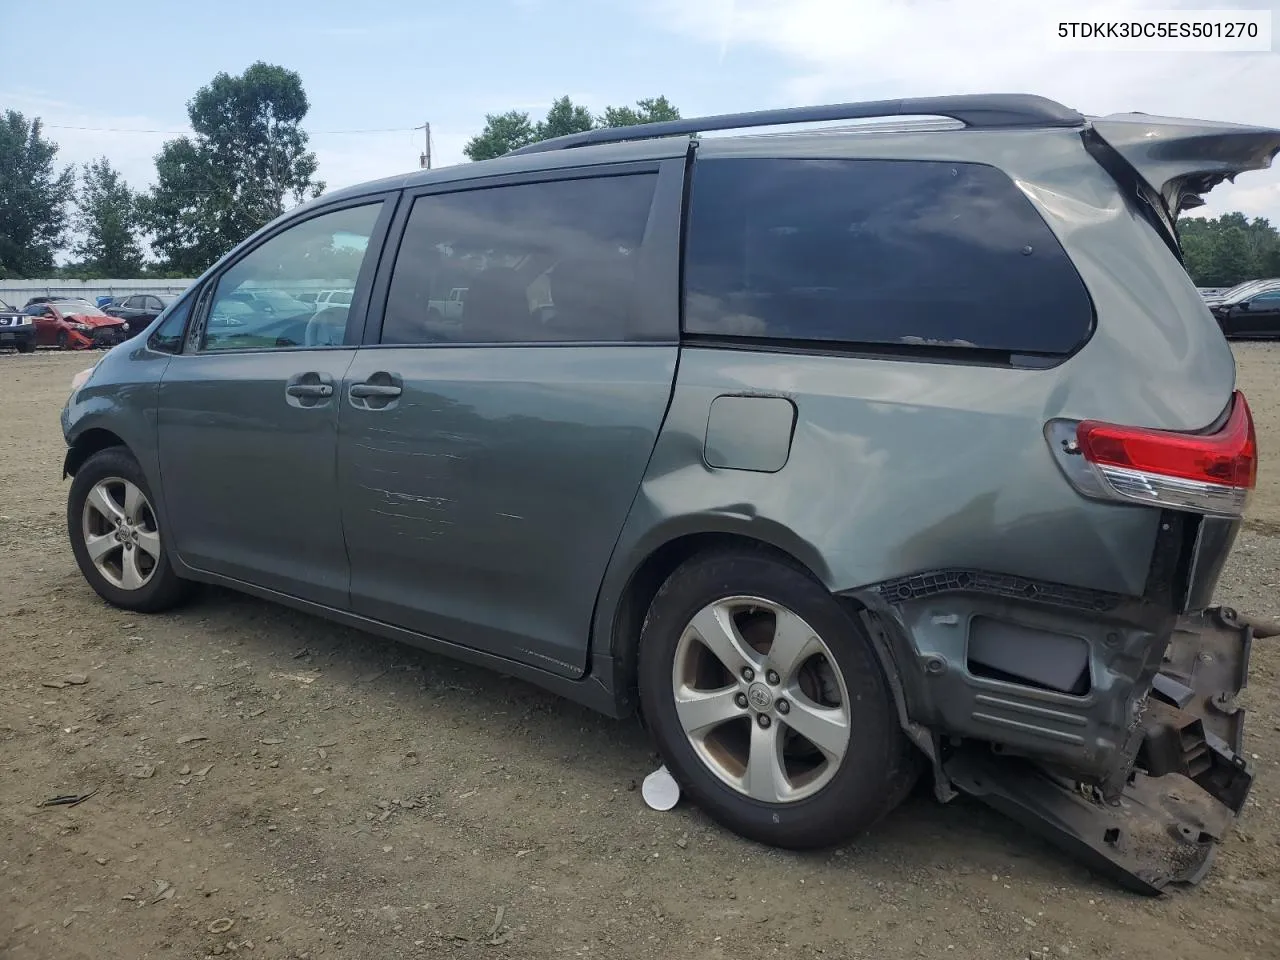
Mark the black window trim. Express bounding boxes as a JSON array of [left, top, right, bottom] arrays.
[[362, 158, 684, 349], [144, 286, 199, 355], [678, 154, 1098, 371], [177, 191, 401, 358]]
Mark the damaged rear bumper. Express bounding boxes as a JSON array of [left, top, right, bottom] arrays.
[[944, 605, 1256, 895]]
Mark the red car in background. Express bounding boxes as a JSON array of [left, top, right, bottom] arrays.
[[25, 301, 129, 350]]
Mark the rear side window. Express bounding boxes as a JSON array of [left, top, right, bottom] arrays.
[[683, 158, 1094, 357], [381, 174, 657, 345]]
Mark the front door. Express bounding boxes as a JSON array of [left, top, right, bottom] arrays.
[[156, 198, 394, 608], [29, 306, 57, 346], [338, 164, 683, 675]]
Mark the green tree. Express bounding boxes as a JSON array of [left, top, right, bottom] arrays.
[[599, 95, 682, 128], [73, 157, 144, 277], [1179, 212, 1279, 287], [463, 110, 537, 161], [535, 95, 594, 140], [464, 95, 684, 161], [0, 110, 74, 277], [142, 62, 324, 274], [1208, 226, 1259, 287]]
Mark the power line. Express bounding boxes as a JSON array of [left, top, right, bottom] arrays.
[[43, 123, 418, 136]]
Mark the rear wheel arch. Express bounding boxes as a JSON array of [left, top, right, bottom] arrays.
[[605, 528, 833, 708], [602, 527, 920, 757]]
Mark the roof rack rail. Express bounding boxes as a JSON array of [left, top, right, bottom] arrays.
[[506, 94, 1083, 157]]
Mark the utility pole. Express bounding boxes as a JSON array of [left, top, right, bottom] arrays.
[[419, 122, 432, 169]]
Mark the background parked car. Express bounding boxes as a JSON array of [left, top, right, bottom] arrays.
[[1201, 278, 1280, 307], [24, 295, 95, 309], [105, 293, 177, 338], [25, 300, 128, 349], [0, 297, 37, 353], [1213, 283, 1280, 338]]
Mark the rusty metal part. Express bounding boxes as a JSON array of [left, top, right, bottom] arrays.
[[1214, 605, 1280, 639], [945, 753, 1234, 895], [945, 605, 1253, 895]]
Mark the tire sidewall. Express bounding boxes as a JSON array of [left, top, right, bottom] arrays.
[[67, 447, 180, 611], [638, 550, 906, 848]]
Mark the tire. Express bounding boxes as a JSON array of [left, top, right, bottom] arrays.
[[67, 446, 193, 613], [56, 330, 69, 350], [637, 547, 919, 849], [15, 340, 35, 353]]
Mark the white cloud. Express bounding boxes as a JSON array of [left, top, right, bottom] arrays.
[[645, 0, 1280, 222]]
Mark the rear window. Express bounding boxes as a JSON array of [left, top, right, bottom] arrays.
[[683, 158, 1094, 357]]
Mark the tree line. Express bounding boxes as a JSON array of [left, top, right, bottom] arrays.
[[1, 62, 324, 280], [4, 67, 1277, 286], [462, 95, 682, 160], [0, 63, 686, 281], [1179, 213, 1280, 288]]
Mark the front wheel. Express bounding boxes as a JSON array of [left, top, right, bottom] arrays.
[[67, 446, 193, 612], [15, 340, 35, 353], [637, 548, 919, 849], [56, 330, 69, 349]]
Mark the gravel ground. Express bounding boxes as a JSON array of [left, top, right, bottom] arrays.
[[2, 346, 1279, 960]]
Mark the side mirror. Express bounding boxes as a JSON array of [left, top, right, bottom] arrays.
[[1237, 300, 1252, 311]]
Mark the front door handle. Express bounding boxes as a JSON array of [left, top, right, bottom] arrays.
[[349, 383, 402, 399], [287, 383, 334, 398], [285, 372, 335, 408]]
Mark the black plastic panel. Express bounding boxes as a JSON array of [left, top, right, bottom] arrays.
[[870, 568, 1123, 613]]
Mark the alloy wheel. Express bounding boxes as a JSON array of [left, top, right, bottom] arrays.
[[671, 596, 852, 804], [81, 477, 161, 591]]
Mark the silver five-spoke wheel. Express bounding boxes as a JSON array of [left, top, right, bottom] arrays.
[[672, 595, 851, 804], [81, 477, 161, 591]]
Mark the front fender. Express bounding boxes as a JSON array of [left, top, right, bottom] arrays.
[[60, 344, 173, 527]]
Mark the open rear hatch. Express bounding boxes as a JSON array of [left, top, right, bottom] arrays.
[[1088, 112, 1280, 218]]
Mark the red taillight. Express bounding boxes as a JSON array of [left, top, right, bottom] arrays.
[[1077, 391, 1257, 490], [1045, 392, 1257, 517]]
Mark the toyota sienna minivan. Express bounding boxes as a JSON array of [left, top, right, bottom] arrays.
[[61, 94, 1275, 893]]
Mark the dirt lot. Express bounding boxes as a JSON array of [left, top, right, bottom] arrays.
[[3, 347, 1280, 960]]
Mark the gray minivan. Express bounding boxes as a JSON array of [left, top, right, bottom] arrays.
[[60, 94, 1274, 894]]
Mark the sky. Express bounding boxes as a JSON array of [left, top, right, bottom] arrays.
[[3, 0, 1280, 226]]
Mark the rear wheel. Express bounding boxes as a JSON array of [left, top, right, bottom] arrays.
[[637, 548, 919, 849], [67, 446, 193, 612]]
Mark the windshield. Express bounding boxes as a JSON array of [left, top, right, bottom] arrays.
[[0, 298, 14, 311], [53, 301, 107, 316]]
